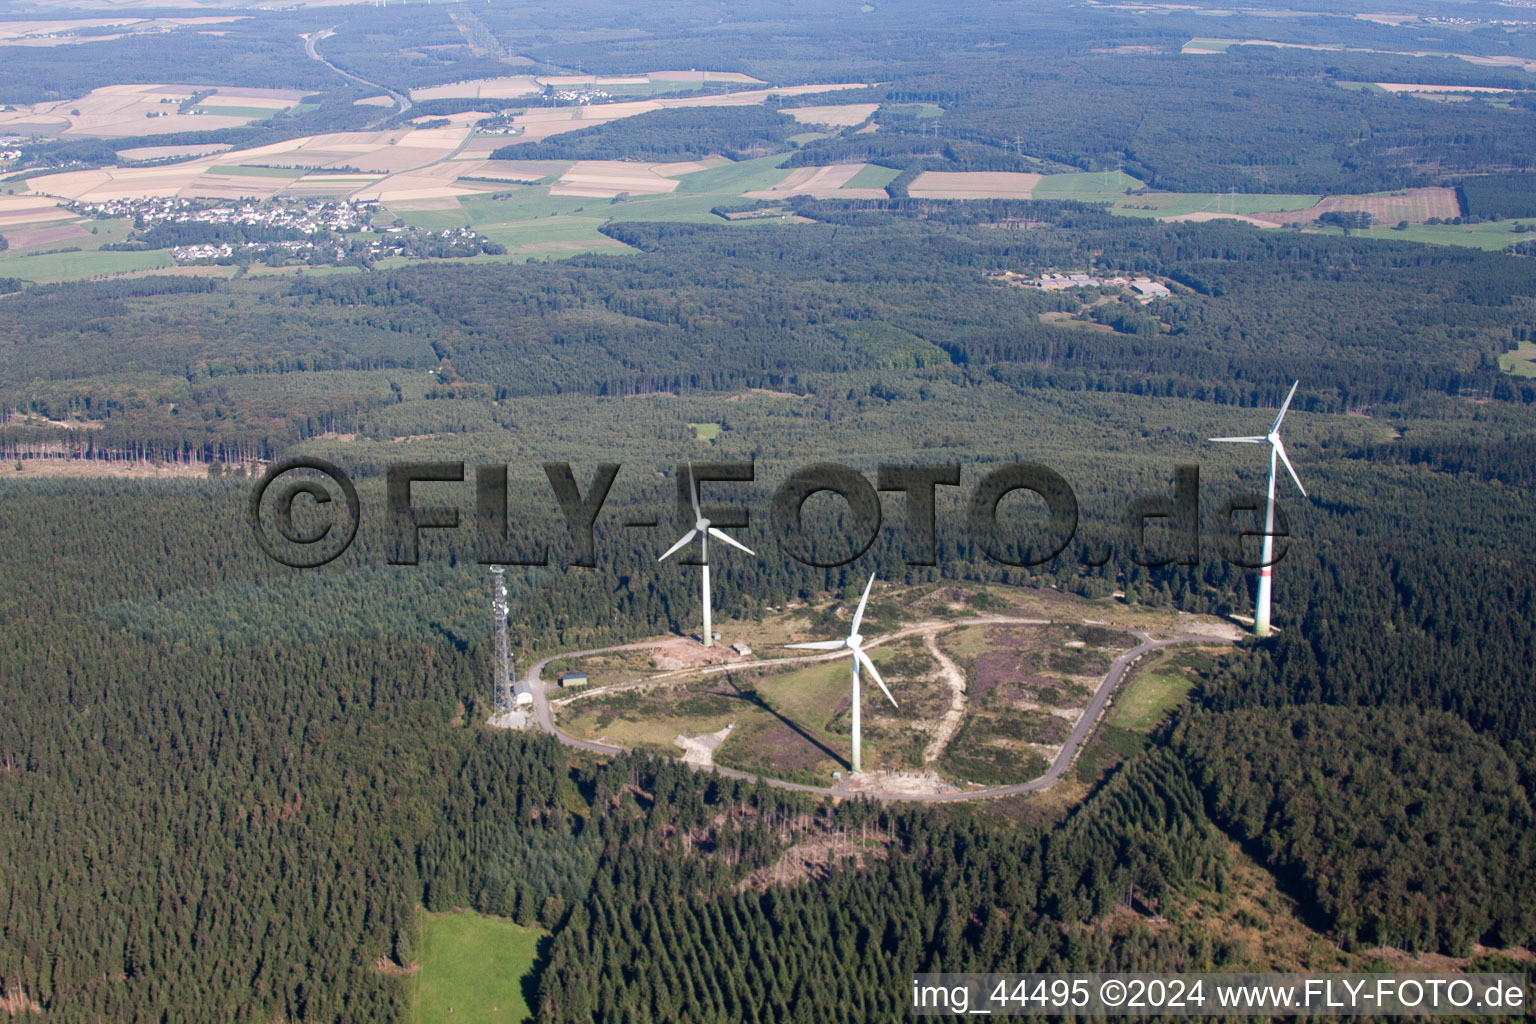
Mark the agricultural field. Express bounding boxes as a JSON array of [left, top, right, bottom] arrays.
[[0, 77, 1519, 287], [115, 143, 233, 163], [0, 84, 304, 138], [780, 103, 879, 127], [1316, 219, 1532, 250], [0, 15, 244, 46], [882, 102, 944, 118], [413, 910, 545, 1024], [907, 171, 1043, 199], [1111, 191, 1321, 219], [0, 247, 172, 283], [1246, 187, 1461, 227], [1031, 170, 1144, 201], [843, 164, 900, 190], [742, 162, 889, 200]]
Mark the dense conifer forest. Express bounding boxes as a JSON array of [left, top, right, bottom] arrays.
[[3, 190, 1536, 1017], [4, 0, 1536, 1018]]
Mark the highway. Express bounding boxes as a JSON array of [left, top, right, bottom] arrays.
[[523, 616, 1227, 803], [302, 29, 413, 122]]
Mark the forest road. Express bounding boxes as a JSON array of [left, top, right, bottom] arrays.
[[525, 620, 1227, 802]]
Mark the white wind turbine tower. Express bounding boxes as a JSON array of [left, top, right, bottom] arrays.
[[785, 575, 896, 775], [1210, 380, 1308, 638], [659, 463, 754, 647]]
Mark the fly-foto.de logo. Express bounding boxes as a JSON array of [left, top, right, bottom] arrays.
[[248, 458, 1296, 572]]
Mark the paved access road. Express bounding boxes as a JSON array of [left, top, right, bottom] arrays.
[[524, 618, 1227, 802]]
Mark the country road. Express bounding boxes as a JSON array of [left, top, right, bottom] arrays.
[[523, 617, 1228, 802], [303, 28, 413, 122]]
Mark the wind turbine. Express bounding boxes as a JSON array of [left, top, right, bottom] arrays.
[[785, 575, 896, 775], [659, 463, 754, 647], [1210, 380, 1308, 638]]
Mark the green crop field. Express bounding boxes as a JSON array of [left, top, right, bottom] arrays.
[[673, 154, 795, 195], [413, 910, 545, 1024], [1182, 37, 1237, 52], [194, 105, 282, 119], [1110, 192, 1320, 218], [1329, 220, 1533, 251], [845, 163, 900, 190], [883, 102, 943, 118], [1, 248, 172, 283], [1032, 170, 1144, 201], [390, 206, 473, 230], [208, 164, 305, 178]]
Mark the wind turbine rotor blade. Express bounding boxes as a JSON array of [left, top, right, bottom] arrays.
[[687, 461, 700, 520], [706, 527, 755, 556], [657, 529, 697, 562], [699, 528, 707, 564], [1209, 436, 1266, 443], [850, 574, 876, 636], [855, 648, 898, 708], [1273, 437, 1307, 498], [1271, 380, 1300, 433], [786, 639, 846, 650]]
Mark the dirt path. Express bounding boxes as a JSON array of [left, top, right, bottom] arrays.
[[525, 615, 1229, 801], [921, 631, 966, 763], [674, 724, 734, 767]]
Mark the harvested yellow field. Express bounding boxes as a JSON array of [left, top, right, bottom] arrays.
[[1372, 82, 1516, 94], [411, 77, 540, 102], [742, 163, 888, 200], [354, 95, 396, 108], [25, 125, 473, 203], [650, 70, 763, 84], [508, 110, 591, 143], [1249, 187, 1460, 226], [547, 161, 686, 198], [1159, 212, 1280, 228], [0, 194, 74, 228], [540, 75, 652, 88], [280, 174, 381, 197], [116, 143, 232, 162], [780, 104, 879, 127], [467, 160, 572, 182], [908, 171, 1044, 199], [0, 83, 304, 138], [441, 83, 868, 148], [0, 15, 242, 45]]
